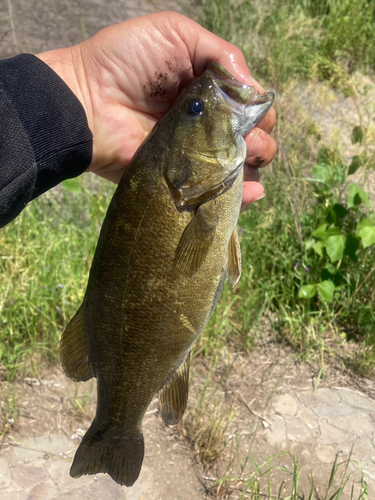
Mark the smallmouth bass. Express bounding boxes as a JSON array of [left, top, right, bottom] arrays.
[[60, 62, 274, 486]]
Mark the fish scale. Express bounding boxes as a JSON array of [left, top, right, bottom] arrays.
[[60, 61, 274, 487]]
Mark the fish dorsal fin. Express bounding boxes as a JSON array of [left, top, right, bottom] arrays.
[[60, 304, 93, 382], [174, 206, 218, 277], [227, 228, 242, 286], [158, 353, 191, 425]]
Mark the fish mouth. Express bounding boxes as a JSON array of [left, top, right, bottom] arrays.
[[242, 90, 275, 135], [207, 61, 275, 133], [214, 83, 275, 136]]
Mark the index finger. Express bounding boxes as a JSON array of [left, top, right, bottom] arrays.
[[171, 14, 265, 90]]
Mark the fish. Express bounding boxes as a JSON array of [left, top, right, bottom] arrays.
[[60, 61, 274, 487]]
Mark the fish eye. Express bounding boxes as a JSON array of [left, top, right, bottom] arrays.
[[187, 98, 205, 117]]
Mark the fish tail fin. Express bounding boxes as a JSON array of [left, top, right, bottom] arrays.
[[70, 419, 144, 487]]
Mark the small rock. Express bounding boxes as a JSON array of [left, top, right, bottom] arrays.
[[11, 466, 48, 490], [274, 394, 298, 416]]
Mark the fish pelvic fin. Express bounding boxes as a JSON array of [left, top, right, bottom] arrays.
[[70, 420, 144, 487], [227, 227, 242, 286], [174, 205, 218, 277], [158, 352, 190, 425], [60, 304, 93, 382]]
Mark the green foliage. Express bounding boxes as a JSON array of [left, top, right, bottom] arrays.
[[203, 136, 375, 371], [0, 177, 114, 380], [317, 0, 375, 73], [194, 0, 375, 86], [196, 0, 318, 86], [195, 0, 375, 373], [296, 158, 375, 306]]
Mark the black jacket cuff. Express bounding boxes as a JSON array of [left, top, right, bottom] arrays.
[[0, 53, 93, 226]]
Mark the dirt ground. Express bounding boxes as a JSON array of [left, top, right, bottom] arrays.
[[185, 342, 375, 499], [1, 340, 375, 499]]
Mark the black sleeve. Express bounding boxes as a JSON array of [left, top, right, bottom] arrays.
[[0, 53, 93, 228]]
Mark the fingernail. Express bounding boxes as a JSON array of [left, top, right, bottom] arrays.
[[247, 132, 264, 158], [255, 193, 265, 202]]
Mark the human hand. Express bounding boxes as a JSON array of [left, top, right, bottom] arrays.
[[37, 12, 276, 210]]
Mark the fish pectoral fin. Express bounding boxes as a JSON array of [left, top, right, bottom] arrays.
[[174, 206, 218, 276], [227, 227, 242, 286], [60, 304, 93, 382], [158, 352, 191, 425]]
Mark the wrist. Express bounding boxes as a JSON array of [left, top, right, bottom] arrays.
[[36, 46, 94, 137]]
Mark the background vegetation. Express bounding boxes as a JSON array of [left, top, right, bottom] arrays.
[[0, 178, 114, 380], [194, 0, 375, 376]]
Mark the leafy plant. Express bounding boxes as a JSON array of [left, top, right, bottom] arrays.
[[298, 153, 375, 304]]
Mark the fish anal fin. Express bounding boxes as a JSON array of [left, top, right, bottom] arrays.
[[227, 228, 242, 286], [159, 353, 191, 425], [60, 304, 93, 382], [70, 420, 144, 487], [174, 207, 218, 277]]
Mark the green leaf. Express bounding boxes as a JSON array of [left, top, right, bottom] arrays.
[[326, 263, 338, 275], [332, 204, 349, 219], [298, 284, 317, 299], [311, 163, 329, 183], [317, 280, 335, 302], [348, 155, 361, 175], [324, 227, 342, 237], [358, 188, 371, 209], [326, 234, 346, 262], [313, 241, 324, 257], [345, 234, 360, 262], [312, 223, 327, 239], [363, 84, 374, 94], [357, 219, 375, 248], [326, 207, 336, 224], [305, 239, 316, 251], [351, 125, 364, 145], [62, 179, 80, 193], [348, 183, 361, 208]]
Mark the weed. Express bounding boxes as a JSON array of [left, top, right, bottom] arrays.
[[193, 0, 375, 86], [182, 355, 236, 464], [0, 385, 18, 435], [73, 381, 94, 415], [185, 359, 371, 498], [0, 176, 114, 380], [197, 438, 369, 499]]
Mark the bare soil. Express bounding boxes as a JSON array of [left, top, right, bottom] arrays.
[[1, 339, 375, 499]]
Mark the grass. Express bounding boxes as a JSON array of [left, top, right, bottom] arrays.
[[210, 448, 370, 499], [0, 177, 114, 380], [193, 0, 375, 87]]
